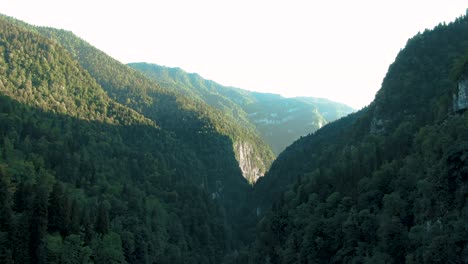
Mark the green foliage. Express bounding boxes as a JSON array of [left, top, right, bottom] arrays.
[[0, 92, 228, 262], [242, 96, 328, 155], [0, 17, 153, 127], [0, 167, 13, 264], [127, 63, 257, 128], [129, 63, 353, 156], [127, 62, 277, 178], [3, 9, 468, 264], [0, 16, 230, 263], [26, 23, 264, 248], [92, 232, 126, 264], [61, 235, 92, 264], [251, 13, 468, 263], [294, 97, 355, 122]]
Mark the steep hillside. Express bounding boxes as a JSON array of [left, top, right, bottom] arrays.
[[294, 96, 356, 122], [251, 14, 468, 263], [0, 16, 227, 263], [243, 96, 327, 155], [128, 63, 353, 155], [127, 63, 255, 126], [0, 18, 273, 248], [0, 18, 152, 127], [36, 32, 273, 185]]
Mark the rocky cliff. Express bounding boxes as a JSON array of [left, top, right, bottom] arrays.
[[454, 78, 468, 112], [236, 141, 264, 184]]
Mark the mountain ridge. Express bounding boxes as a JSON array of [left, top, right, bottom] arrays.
[[128, 62, 354, 155], [0, 14, 272, 185], [3, 10, 465, 264], [250, 12, 468, 263], [0, 16, 231, 263]]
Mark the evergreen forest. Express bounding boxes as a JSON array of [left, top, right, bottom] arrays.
[[0, 11, 468, 264]]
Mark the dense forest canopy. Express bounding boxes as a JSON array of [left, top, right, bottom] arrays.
[[0, 14, 250, 263], [251, 13, 468, 263], [0, 10, 468, 264], [30, 25, 275, 185], [128, 62, 353, 156]]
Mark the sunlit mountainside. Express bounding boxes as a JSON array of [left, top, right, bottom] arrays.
[[129, 62, 354, 155], [1, 10, 468, 264]]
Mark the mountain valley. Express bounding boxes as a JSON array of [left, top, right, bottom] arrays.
[[128, 62, 353, 156], [0, 11, 468, 264]]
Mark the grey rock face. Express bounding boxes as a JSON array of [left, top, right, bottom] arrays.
[[236, 142, 263, 184], [454, 79, 468, 112]]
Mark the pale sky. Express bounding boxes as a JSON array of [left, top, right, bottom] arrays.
[[0, 1, 466, 109]]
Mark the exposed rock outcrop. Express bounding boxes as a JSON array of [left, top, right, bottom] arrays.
[[236, 142, 263, 184], [453, 78, 468, 112]]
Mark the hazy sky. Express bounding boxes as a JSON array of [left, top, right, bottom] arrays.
[[1, 1, 466, 109]]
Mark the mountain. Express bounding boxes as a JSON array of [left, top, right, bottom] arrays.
[[119, 63, 273, 183], [6, 9, 467, 264], [32, 29, 275, 186], [126, 63, 255, 126], [242, 95, 327, 155], [0, 15, 233, 263], [250, 14, 468, 263], [128, 63, 354, 155], [12, 20, 276, 250], [294, 96, 356, 122]]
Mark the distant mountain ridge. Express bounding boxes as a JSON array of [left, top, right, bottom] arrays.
[[128, 62, 354, 155], [294, 96, 355, 122], [4, 10, 467, 264], [242, 95, 327, 155]]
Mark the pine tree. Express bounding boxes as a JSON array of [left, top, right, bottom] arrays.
[[60, 234, 91, 264], [48, 182, 71, 236], [30, 183, 49, 264], [92, 232, 126, 264], [69, 199, 82, 235], [0, 165, 13, 263], [12, 213, 31, 264], [95, 201, 110, 235]]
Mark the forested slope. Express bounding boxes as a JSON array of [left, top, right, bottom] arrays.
[[129, 63, 353, 155], [0, 16, 266, 249], [0, 15, 241, 263], [294, 97, 355, 122], [3, 10, 467, 264], [30, 24, 273, 185], [251, 14, 468, 263]]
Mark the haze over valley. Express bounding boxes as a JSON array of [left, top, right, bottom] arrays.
[[0, 5, 468, 264]]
